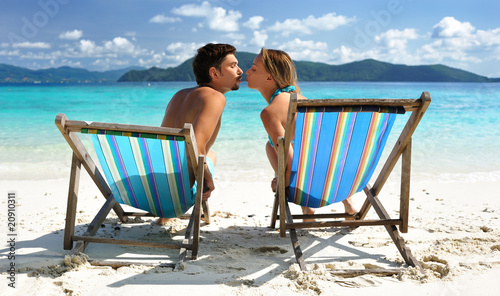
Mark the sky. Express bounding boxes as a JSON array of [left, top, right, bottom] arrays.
[[1, 0, 500, 77]]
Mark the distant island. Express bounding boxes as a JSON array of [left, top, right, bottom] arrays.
[[2, 52, 499, 83], [0, 64, 144, 83], [119, 52, 500, 83]]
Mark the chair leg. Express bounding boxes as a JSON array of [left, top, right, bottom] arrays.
[[357, 193, 372, 221], [285, 202, 307, 271], [64, 153, 81, 250], [400, 139, 411, 233], [191, 201, 201, 260], [70, 193, 117, 255], [176, 210, 196, 269], [270, 193, 279, 228], [202, 200, 211, 224], [191, 155, 205, 260], [366, 186, 423, 272], [277, 137, 287, 237]]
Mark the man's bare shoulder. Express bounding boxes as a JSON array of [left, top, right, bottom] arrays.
[[172, 87, 197, 99], [189, 86, 226, 103], [170, 86, 224, 104]]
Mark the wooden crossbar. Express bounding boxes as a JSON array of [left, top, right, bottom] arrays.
[[72, 236, 193, 250], [296, 98, 422, 111], [61, 118, 185, 136]]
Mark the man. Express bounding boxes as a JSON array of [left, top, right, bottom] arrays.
[[161, 43, 242, 213]]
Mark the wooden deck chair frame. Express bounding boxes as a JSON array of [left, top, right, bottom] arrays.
[[270, 92, 431, 273], [55, 113, 210, 269]]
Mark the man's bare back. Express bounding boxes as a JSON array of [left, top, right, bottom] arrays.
[[157, 44, 242, 225], [160, 48, 242, 201], [161, 86, 225, 202], [162, 86, 224, 154]]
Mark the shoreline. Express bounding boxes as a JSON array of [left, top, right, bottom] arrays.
[[1, 173, 499, 295], [2, 145, 500, 183]]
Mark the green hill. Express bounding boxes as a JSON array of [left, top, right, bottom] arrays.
[[118, 52, 496, 83], [1, 53, 497, 83], [293, 58, 493, 82], [0, 64, 143, 83], [117, 52, 257, 82]]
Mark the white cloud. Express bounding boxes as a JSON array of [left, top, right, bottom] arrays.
[[59, 30, 83, 40], [278, 38, 329, 62], [333, 17, 500, 68], [51, 59, 82, 68], [104, 37, 136, 54], [378, 28, 418, 41], [166, 42, 204, 64], [79, 39, 98, 56], [136, 42, 204, 69], [139, 53, 165, 68], [419, 39, 481, 64], [172, 1, 211, 17], [375, 28, 418, 51], [0, 49, 20, 56], [280, 38, 328, 51], [244, 16, 264, 30], [418, 17, 500, 65], [143, 54, 163, 64], [19, 50, 64, 60], [149, 14, 181, 24], [92, 58, 129, 69], [166, 42, 201, 54], [258, 16, 499, 73], [77, 37, 144, 58], [210, 8, 241, 32], [251, 31, 268, 47], [476, 28, 500, 47], [12, 42, 51, 49], [331, 27, 421, 66], [269, 13, 355, 36], [332, 45, 379, 64], [172, 1, 241, 32], [432, 17, 475, 38]]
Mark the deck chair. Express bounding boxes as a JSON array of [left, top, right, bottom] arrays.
[[270, 92, 431, 273], [55, 113, 210, 269]]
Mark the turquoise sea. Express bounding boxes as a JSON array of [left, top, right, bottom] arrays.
[[1, 81, 499, 183]]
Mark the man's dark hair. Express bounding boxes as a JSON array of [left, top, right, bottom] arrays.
[[192, 43, 236, 85]]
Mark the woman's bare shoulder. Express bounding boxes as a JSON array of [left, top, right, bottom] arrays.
[[296, 93, 308, 100], [274, 92, 308, 101]]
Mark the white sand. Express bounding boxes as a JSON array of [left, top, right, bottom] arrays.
[[1, 173, 500, 295]]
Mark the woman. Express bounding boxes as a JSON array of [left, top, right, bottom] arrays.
[[245, 48, 356, 219]]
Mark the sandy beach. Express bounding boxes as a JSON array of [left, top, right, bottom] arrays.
[[1, 171, 499, 295]]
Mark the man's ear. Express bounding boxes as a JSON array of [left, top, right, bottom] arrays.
[[209, 67, 218, 80]]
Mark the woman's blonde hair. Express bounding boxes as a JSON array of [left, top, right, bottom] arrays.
[[260, 48, 301, 94]]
